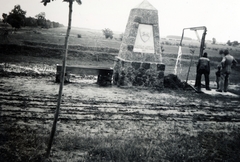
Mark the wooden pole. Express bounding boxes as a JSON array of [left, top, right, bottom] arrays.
[[199, 28, 207, 57], [185, 49, 195, 84], [45, 0, 73, 158]]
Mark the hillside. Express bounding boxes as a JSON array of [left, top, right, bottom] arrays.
[[0, 26, 239, 83]]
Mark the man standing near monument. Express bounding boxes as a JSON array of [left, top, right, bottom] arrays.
[[217, 49, 238, 92], [196, 52, 211, 92]]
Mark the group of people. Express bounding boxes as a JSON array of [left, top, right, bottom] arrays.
[[195, 49, 238, 93]]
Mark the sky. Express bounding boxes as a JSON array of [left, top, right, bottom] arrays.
[[1, 0, 240, 43]]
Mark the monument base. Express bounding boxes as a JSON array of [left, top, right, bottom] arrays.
[[113, 57, 165, 90]]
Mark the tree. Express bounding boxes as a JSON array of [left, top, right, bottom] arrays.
[[35, 12, 47, 27], [232, 41, 239, 46], [52, 21, 60, 27], [42, 0, 82, 6], [5, 5, 26, 29], [25, 17, 38, 27], [227, 40, 232, 46], [41, 0, 82, 159], [102, 28, 113, 39], [46, 20, 53, 28], [212, 38, 216, 44], [35, 12, 46, 20], [7, 18, 21, 29]]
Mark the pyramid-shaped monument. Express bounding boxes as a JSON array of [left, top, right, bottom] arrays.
[[134, 0, 157, 10], [113, 0, 165, 89]]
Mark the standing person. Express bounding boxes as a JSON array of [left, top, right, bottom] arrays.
[[215, 49, 224, 90], [216, 49, 238, 92], [196, 52, 211, 92], [215, 65, 221, 90]]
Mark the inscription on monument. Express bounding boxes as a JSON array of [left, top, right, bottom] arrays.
[[133, 24, 155, 53]]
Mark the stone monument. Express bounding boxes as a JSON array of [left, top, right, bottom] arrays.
[[113, 0, 165, 90]]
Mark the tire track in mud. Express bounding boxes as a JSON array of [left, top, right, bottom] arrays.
[[1, 91, 240, 123]]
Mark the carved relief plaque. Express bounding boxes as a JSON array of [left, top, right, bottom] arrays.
[[133, 24, 155, 53]]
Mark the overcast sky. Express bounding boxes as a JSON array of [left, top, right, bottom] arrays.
[[1, 0, 239, 42]]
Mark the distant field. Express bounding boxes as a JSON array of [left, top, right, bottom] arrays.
[[4, 27, 122, 49], [2, 26, 240, 57], [1, 26, 239, 84]]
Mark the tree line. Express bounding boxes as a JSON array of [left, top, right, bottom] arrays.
[[1, 5, 64, 29], [226, 40, 239, 47]]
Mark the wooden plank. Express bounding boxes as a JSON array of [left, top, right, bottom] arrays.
[[56, 64, 113, 70], [187, 82, 198, 92], [56, 64, 113, 76]]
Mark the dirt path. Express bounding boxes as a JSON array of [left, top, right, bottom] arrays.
[[1, 76, 240, 127], [1, 74, 240, 161]]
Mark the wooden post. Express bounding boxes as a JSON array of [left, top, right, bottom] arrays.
[[45, 0, 73, 158], [199, 28, 207, 57], [186, 49, 195, 84]]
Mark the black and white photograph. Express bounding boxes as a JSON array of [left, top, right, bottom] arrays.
[[0, 0, 240, 161]]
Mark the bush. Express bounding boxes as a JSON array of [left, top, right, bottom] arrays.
[[102, 28, 113, 39], [77, 34, 81, 38]]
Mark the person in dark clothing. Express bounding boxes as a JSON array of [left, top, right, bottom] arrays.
[[215, 65, 221, 90], [216, 49, 238, 92], [196, 52, 211, 92]]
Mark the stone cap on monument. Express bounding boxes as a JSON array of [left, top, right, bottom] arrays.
[[116, 0, 161, 62], [134, 0, 157, 10]]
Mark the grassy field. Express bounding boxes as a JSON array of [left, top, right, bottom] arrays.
[[1, 26, 239, 84], [1, 27, 122, 48], [0, 27, 240, 161]]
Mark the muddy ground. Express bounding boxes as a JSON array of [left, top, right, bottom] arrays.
[[0, 64, 240, 161], [0, 28, 240, 161]]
